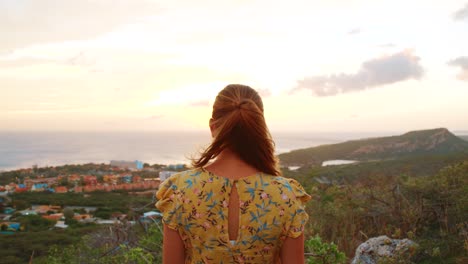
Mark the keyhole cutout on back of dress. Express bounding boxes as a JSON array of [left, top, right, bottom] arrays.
[[228, 183, 240, 241]]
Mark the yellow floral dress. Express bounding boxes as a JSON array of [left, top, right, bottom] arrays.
[[156, 168, 311, 264]]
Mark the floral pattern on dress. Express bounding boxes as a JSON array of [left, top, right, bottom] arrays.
[[156, 168, 311, 264]]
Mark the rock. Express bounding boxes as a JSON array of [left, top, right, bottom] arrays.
[[351, 235, 418, 264]]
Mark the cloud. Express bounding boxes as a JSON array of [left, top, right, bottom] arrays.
[[0, 57, 57, 67], [348, 28, 361, 35], [148, 115, 164, 120], [377, 43, 396, 48], [0, 51, 95, 68], [453, 3, 468, 20], [4, 101, 85, 113], [66, 52, 96, 67], [0, 0, 159, 53], [256, 88, 272, 98], [448, 56, 468, 80], [188, 100, 211, 107], [294, 50, 424, 96]]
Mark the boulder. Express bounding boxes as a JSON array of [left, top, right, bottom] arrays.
[[351, 235, 418, 264]]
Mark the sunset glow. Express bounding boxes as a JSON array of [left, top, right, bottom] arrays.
[[1, 0, 467, 132]]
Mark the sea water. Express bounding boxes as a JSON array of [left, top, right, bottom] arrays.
[[0, 131, 382, 171]]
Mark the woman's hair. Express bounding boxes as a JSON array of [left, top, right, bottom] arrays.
[[192, 84, 280, 176]]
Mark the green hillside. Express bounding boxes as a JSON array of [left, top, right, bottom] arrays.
[[285, 159, 468, 262], [279, 128, 468, 166]]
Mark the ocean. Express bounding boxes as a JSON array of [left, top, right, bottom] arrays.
[[0, 131, 384, 171]]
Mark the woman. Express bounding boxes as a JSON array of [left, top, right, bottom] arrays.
[[156, 84, 311, 263]]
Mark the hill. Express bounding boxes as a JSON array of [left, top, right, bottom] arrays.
[[278, 128, 468, 166]]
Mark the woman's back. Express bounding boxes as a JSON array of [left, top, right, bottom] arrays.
[[156, 84, 310, 263], [156, 168, 310, 263]]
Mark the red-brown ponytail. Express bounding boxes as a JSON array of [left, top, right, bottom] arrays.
[[192, 84, 280, 176]]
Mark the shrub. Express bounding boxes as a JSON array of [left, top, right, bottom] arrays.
[[306, 235, 346, 264]]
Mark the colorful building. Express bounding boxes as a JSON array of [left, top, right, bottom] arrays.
[[55, 186, 68, 193], [83, 175, 97, 185], [110, 160, 144, 170]]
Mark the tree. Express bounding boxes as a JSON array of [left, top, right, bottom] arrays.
[[63, 208, 75, 224], [13, 199, 30, 210], [18, 215, 55, 232], [59, 177, 69, 187]]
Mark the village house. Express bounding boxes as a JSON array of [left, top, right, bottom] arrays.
[[55, 186, 68, 193], [0, 222, 20, 232], [74, 186, 83, 193], [31, 183, 48, 192], [15, 184, 29, 193], [73, 214, 92, 221], [3, 207, 15, 215], [68, 174, 81, 183], [54, 220, 68, 229], [121, 174, 132, 183], [31, 205, 61, 214], [19, 209, 37, 216], [42, 213, 63, 221], [24, 177, 58, 188], [133, 175, 142, 183], [83, 175, 97, 185], [103, 174, 120, 184]]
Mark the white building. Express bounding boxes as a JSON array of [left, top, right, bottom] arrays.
[[159, 171, 177, 181], [110, 160, 144, 170]]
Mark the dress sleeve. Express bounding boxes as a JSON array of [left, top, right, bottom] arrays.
[[286, 179, 312, 238], [155, 175, 181, 230]]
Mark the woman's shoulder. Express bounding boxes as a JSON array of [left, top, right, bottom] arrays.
[[267, 175, 301, 188], [266, 175, 311, 203]]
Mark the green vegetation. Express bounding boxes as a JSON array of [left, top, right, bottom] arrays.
[[0, 190, 156, 263], [42, 222, 346, 264], [306, 235, 346, 264], [284, 153, 468, 187], [3, 157, 466, 263], [287, 160, 468, 263], [276, 129, 468, 262], [10, 191, 153, 215], [39, 222, 163, 264], [17, 215, 55, 232], [0, 225, 102, 263]]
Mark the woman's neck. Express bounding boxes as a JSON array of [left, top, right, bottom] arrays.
[[204, 149, 259, 179]]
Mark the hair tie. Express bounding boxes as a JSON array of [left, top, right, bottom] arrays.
[[236, 99, 249, 110]]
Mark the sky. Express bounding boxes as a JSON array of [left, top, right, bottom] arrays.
[[1, 0, 467, 133]]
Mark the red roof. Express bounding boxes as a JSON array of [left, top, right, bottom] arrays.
[[55, 186, 68, 193]]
